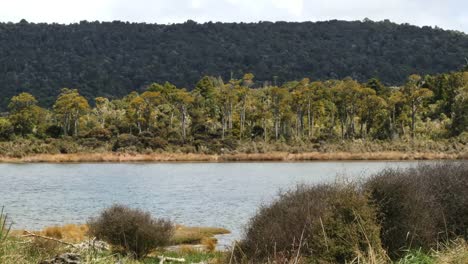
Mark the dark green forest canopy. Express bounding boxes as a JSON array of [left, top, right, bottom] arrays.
[[0, 19, 467, 109]]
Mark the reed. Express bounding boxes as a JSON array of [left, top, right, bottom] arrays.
[[0, 207, 12, 243]]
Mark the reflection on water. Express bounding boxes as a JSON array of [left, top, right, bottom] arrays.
[[0, 161, 427, 246]]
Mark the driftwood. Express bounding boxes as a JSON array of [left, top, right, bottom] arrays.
[[22, 230, 76, 247], [158, 255, 186, 264]]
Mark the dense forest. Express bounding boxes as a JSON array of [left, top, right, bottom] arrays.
[[0, 19, 468, 109], [0, 69, 466, 156]]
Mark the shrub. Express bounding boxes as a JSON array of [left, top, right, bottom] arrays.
[[235, 184, 383, 263], [365, 162, 468, 258], [85, 128, 112, 141], [140, 136, 168, 150], [112, 134, 141, 151], [0, 118, 13, 141], [51, 139, 79, 154], [221, 136, 239, 150], [45, 125, 63, 138], [78, 138, 106, 149], [87, 204, 173, 258]]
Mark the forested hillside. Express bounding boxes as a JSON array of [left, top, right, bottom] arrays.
[[0, 19, 467, 109]]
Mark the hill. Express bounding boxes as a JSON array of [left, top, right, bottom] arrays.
[[0, 19, 467, 108]]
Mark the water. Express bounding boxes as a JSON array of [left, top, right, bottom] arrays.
[[0, 161, 426, 246]]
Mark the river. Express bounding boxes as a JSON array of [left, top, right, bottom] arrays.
[[0, 161, 428, 246]]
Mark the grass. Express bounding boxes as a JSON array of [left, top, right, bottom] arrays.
[[4, 223, 229, 263], [171, 225, 230, 245], [0, 207, 12, 243], [11, 223, 230, 246], [0, 235, 225, 264], [0, 150, 463, 163]]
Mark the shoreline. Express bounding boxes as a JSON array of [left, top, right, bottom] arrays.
[[0, 151, 466, 163]]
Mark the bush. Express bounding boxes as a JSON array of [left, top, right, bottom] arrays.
[[0, 118, 13, 141], [87, 204, 173, 258], [85, 128, 112, 141], [45, 125, 63, 138], [140, 136, 168, 150], [365, 162, 468, 258], [112, 134, 141, 151], [51, 139, 79, 154], [236, 184, 383, 263], [78, 138, 106, 149]]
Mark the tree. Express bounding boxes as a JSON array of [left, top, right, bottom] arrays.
[[402, 75, 434, 139], [53, 88, 90, 136], [386, 89, 405, 139], [173, 89, 194, 141], [451, 79, 468, 135], [8, 92, 43, 135], [268, 86, 291, 140], [94, 97, 111, 128], [332, 79, 364, 139], [0, 118, 13, 140]]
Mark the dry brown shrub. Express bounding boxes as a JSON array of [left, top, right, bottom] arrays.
[[87, 204, 173, 258], [235, 184, 384, 263], [365, 162, 468, 258]]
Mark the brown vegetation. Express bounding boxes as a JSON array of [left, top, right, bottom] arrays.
[[171, 225, 230, 245], [87, 204, 174, 258], [235, 184, 385, 263], [365, 162, 468, 258], [0, 150, 464, 163], [234, 162, 468, 263]]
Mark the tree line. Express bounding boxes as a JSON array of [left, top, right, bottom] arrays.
[[0, 70, 466, 151], [0, 19, 467, 110]]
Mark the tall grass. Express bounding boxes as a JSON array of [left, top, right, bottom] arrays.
[[0, 207, 11, 243]]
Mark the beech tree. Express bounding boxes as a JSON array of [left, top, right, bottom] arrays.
[[53, 88, 90, 136], [402, 75, 434, 139], [8, 92, 44, 135]]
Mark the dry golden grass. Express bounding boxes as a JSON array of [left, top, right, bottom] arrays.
[[0, 151, 464, 163], [171, 225, 230, 245], [201, 237, 217, 252], [433, 239, 468, 264], [11, 224, 88, 243], [11, 224, 229, 246]]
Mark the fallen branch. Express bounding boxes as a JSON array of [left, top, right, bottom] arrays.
[[22, 230, 76, 247], [158, 255, 185, 264]]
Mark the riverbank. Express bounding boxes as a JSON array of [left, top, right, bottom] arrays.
[[0, 151, 465, 163]]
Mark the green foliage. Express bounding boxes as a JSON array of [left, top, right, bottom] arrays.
[[8, 93, 44, 136], [85, 128, 112, 141], [53, 88, 90, 136], [0, 20, 467, 110], [0, 118, 13, 141], [0, 69, 466, 152], [113, 134, 141, 152], [397, 249, 434, 264]]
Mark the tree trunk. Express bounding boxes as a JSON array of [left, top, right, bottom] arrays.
[[181, 105, 187, 141], [307, 101, 311, 138], [411, 102, 416, 140]]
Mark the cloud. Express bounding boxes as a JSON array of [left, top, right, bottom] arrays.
[[0, 0, 466, 32]]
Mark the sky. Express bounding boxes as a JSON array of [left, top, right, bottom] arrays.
[[0, 0, 467, 33]]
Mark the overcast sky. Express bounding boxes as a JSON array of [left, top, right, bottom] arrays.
[[1, 0, 467, 32]]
